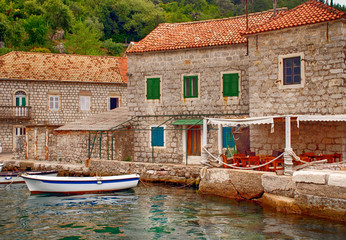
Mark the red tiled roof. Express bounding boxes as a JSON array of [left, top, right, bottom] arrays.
[[243, 0, 345, 35], [127, 9, 287, 53], [0, 51, 127, 84]]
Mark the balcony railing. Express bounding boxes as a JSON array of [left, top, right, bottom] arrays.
[[0, 106, 31, 120]]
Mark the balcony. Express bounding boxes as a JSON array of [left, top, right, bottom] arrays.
[[0, 106, 31, 120]]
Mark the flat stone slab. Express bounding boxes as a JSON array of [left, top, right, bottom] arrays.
[[292, 170, 328, 184], [328, 173, 346, 187], [262, 173, 294, 198]]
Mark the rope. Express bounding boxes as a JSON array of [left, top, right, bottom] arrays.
[[202, 146, 284, 170], [0, 173, 22, 193]]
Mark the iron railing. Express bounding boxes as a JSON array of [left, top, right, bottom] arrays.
[[0, 106, 31, 120]]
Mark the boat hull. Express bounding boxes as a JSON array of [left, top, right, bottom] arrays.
[[22, 174, 140, 194], [0, 171, 58, 184]]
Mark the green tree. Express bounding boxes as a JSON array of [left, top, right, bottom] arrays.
[[5, 21, 26, 48], [65, 21, 104, 55], [43, 0, 74, 31], [102, 38, 124, 56], [113, 0, 166, 41], [24, 15, 49, 45], [23, 0, 45, 17]]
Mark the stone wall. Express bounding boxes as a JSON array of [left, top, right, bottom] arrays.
[[199, 168, 346, 222], [54, 130, 134, 164], [0, 79, 127, 152], [247, 21, 344, 116], [127, 46, 250, 164], [0, 123, 12, 152], [249, 121, 345, 158], [127, 45, 249, 116]]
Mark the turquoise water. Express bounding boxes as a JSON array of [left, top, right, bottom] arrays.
[[0, 183, 345, 240]]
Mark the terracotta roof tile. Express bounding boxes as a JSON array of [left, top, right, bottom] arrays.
[[127, 9, 287, 53], [0, 51, 127, 84], [243, 0, 345, 35]]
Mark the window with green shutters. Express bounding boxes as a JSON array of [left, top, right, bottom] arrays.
[[184, 76, 198, 98], [146, 78, 160, 100], [223, 73, 239, 97]]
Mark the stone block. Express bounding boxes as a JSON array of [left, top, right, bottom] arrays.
[[292, 170, 327, 184], [261, 173, 294, 198], [328, 173, 346, 187], [260, 193, 301, 214], [296, 182, 346, 200]]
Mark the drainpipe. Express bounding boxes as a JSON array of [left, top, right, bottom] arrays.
[[284, 116, 293, 175]]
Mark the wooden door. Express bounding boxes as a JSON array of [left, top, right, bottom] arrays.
[[187, 126, 201, 156]]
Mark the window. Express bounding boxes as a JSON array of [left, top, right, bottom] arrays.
[[49, 96, 59, 110], [222, 127, 235, 148], [151, 126, 164, 147], [15, 127, 26, 136], [278, 53, 305, 89], [109, 97, 119, 110], [222, 73, 239, 97], [146, 77, 160, 100], [184, 76, 198, 98], [15, 91, 27, 107], [283, 57, 301, 85], [80, 96, 91, 111]]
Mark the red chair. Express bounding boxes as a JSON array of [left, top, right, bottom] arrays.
[[333, 153, 342, 163]]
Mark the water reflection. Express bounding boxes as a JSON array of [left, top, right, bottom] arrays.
[[0, 183, 345, 239]]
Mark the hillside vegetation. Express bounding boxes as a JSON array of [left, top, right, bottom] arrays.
[[0, 0, 344, 56]]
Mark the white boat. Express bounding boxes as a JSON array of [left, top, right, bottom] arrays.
[[0, 170, 58, 184], [22, 174, 140, 194], [0, 163, 3, 172]]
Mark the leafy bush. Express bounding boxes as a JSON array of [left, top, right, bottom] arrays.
[[102, 39, 124, 56], [30, 47, 51, 53]]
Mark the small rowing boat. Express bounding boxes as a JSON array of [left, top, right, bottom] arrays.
[[22, 174, 140, 195], [0, 170, 58, 184]]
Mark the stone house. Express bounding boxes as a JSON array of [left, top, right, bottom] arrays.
[[0, 51, 127, 160], [244, 1, 345, 157], [126, 8, 286, 164], [125, 0, 345, 164]]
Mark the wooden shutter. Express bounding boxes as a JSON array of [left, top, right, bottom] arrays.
[[222, 127, 235, 148], [223, 73, 239, 97], [147, 78, 160, 99], [151, 127, 164, 147]]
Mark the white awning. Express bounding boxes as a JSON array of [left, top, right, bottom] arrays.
[[297, 114, 346, 122], [207, 116, 279, 126]]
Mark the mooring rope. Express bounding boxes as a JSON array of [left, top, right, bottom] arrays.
[[202, 146, 284, 170], [0, 173, 22, 193]]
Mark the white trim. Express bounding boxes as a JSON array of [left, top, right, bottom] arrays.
[[182, 73, 200, 100], [145, 75, 162, 102], [278, 52, 305, 89], [150, 124, 166, 148], [220, 71, 241, 102], [48, 95, 60, 111], [80, 95, 91, 111]]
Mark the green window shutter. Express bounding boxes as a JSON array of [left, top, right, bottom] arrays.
[[151, 127, 164, 147], [147, 78, 160, 99], [22, 97, 26, 107], [223, 73, 239, 97], [15, 97, 20, 106], [222, 127, 235, 148], [184, 76, 198, 98]]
